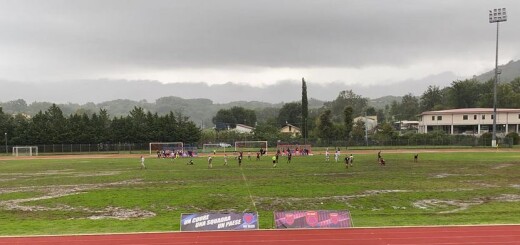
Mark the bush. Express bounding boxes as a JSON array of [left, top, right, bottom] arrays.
[[506, 132, 519, 145]]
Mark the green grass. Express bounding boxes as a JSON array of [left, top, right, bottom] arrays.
[[0, 151, 519, 235]]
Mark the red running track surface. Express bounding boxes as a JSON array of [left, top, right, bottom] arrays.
[[1, 225, 519, 245]]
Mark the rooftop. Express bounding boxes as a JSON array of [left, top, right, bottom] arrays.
[[421, 108, 520, 115]]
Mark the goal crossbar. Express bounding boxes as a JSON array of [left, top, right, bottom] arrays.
[[12, 146, 39, 157], [149, 142, 184, 155], [234, 141, 268, 153]]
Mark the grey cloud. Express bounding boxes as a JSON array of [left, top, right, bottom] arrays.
[[0, 0, 518, 81]]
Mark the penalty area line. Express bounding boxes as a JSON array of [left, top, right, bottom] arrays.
[[240, 168, 257, 212]]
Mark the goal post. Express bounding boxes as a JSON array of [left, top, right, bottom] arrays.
[[276, 143, 312, 155], [12, 146, 39, 157], [234, 141, 268, 153], [202, 143, 231, 153], [149, 142, 184, 155]]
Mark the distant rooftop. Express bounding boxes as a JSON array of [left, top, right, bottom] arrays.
[[421, 108, 520, 115]]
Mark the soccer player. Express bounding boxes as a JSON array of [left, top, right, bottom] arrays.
[[248, 152, 251, 161], [272, 155, 277, 168], [414, 154, 418, 162], [380, 158, 386, 166], [256, 152, 260, 161], [325, 148, 330, 162], [334, 150, 339, 163], [140, 156, 146, 170], [377, 151, 382, 163], [344, 155, 349, 169], [187, 159, 194, 165], [287, 151, 292, 163], [224, 154, 228, 166], [349, 154, 354, 167], [208, 156, 213, 168], [238, 155, 243, 167]]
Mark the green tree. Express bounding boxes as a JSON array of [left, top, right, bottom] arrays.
[[447, 79, 481, 108], [277, 102, 302, 126], [128, 106, 149, 143], [391, 94, 420, 121], [365, 107, 376, 116], [343, 106, 354, 141], [323, 90, 368, 122], [301, 78, 308, 139], [317, 109, 335, 139], [351, 119, 366, 142], [420, 85, 444, 111]]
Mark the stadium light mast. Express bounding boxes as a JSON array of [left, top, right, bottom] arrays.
[[4, 132, 7, 154], [489, 8, 507, 148]]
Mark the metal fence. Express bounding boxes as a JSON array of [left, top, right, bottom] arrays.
[[1, 137, 515, 155], [4, 143, 150, 155]]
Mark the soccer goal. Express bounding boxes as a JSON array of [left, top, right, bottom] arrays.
[[234, 141, 268, 153], [202, 143, 231, 153], [276, 143, 312, 156], [149, 142, 184, 155], [12, 146, 39, 156]]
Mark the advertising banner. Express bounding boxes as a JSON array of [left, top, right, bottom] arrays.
[[181, 212, 258, 231], [274, 210, 353, 229]]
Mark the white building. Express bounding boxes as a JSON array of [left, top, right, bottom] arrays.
[[280, 124, 301, 136], [353, 116, 378, 130], [418, 108, 520, 136], [233, 124, 254, 134]]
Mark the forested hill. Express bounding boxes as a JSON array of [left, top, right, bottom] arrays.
[[0, 97, 328, 128], [474, 59, 520, 83]]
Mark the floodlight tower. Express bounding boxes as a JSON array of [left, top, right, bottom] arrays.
[[489, 8, 507, 148]]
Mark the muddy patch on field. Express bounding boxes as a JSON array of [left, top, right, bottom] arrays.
[[0, 179, 154, 220], [413, 199, 483, 213], [255, 189, 410, 209], [73, 171, 121, 177], [492, 163, 514, 169], [87, 207, 156, 220], [431, 173, 483, 179], [413, 194, 520, 213]]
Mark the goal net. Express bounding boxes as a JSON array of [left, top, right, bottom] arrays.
[[149, 142, 184, 155], [234, 141, 268, 154], [202, 143, 231, 153], [12, 146, 39, 157], [276, 143, 312, 156]]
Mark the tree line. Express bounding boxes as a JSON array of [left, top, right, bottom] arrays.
[[0, 104, 200, 145], [209, 77, 520, 144], [2, 77, 520, 146]]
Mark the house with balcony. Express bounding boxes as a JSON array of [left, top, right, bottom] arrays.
[[280, 124, 301, 136], [418, 108, 520, 136]]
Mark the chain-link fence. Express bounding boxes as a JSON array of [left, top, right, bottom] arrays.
[[3, 143, 149, 155], [1, 136, 515, 156]]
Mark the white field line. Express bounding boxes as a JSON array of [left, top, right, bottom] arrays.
[[240, 168, 257, 212]]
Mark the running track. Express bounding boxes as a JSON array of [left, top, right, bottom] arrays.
[[1, 225, 519, 245]]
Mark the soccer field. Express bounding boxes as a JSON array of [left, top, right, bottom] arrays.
[[0, 150, 519, 235]]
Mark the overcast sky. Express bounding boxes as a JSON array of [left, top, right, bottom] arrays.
[[0, 0, 518, 90]]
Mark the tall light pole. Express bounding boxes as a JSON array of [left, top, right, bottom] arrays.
[[489, 8, 507, 148], [4, 132, 7, 154]]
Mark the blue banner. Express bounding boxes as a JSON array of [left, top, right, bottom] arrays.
[[181, 212, 258, 231]]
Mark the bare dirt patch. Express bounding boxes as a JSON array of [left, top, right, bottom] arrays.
[[413, 194, 520, 213], [255, 190, 410, 209], [492, 163, 514, 169], [87, 207, 156, 220], [431, 173, 483, 179], [0, 179, 157, 220]]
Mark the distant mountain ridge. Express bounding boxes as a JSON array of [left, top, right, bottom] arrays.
[[473, 59, 520, 83]]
